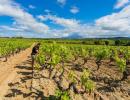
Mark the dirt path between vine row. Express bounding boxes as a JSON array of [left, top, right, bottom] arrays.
[[0, 45, 33, 99]]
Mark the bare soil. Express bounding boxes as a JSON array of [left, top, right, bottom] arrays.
[[0, 46, 130, 100]]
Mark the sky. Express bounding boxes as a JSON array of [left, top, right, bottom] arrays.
[[0, 0, 130, 38]]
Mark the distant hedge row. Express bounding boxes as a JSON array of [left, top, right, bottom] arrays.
[[39, 39, 130, 46]]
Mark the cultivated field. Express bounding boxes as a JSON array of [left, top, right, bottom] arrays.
[[0, 38, 130, 100]]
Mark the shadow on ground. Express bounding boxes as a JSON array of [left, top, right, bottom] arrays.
[[4, 58, 57, 99]]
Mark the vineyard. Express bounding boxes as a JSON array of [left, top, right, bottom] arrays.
[[33, 42, 130, 99], [0, 39, 130, 100], [0, 39, 32, 62]]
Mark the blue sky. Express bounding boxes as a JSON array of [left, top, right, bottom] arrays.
[[16, 0, 115, 21], [0, 0, 130, 38]]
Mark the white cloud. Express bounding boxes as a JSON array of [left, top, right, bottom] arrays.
[[36, 4, 130, 38], [114, 0, 130, 9], [0, 25, 23, 31], [37, 15, 48, 21], [48, 4, 130, 38], [28, 5, 36, 9], [47, 25, 115, 38], [70, 6, 79, 14], [38, 14, 80, 28], [57, 0, 66, 6], [48, 15, 80, 28], [0, 0, 49, 34], [96, 5, 130, 33]]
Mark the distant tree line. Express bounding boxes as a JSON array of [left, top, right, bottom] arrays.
[[1, 37, 130, 46], [39, 39, 130, 46]]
